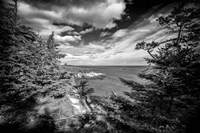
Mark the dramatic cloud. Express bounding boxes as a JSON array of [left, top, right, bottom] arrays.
[[112, 29, 128, 38], [59, 3, 174, 65], [18, 0, 127, 48], [18, 2, 81, 44], [19, 0, 126, 29], [17, 0, 176, 65], [100, 31, 111, 37], [65, 0, 126, 29], [79, 28, 94, 34], [54, 35, 81, 44]]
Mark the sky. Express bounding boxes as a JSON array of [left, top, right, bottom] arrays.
[[16, 0, 179, 66]]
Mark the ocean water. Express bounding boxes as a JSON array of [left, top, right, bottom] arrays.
[[77, 66, 147, 96]]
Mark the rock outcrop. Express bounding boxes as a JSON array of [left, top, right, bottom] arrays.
[[75, 71, 106, 80]]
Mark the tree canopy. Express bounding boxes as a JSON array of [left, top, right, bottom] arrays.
[[95, 1, 200, 132]]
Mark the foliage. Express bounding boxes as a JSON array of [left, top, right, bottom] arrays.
[[0, 0, 72, 132], [134, 0, 200, 119], [1, 0, 200, 132], [0, 0, 39, 108], [94, 1, 200, 133], [73, 80, 94, 112]]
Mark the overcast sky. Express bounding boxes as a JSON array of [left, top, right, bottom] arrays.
[[17, 0, 179, 66]]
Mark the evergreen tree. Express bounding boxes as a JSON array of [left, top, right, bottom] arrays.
[[33, 32, 66, 98], [0, 1, 67, 132], [95, 1, 200, 132], [73, 80, 94, 112], [0, 0, 39, 109]]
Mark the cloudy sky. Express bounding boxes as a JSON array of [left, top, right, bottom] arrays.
[[17, 0, 179, 66]]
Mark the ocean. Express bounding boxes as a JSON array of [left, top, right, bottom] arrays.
[[76, 66, 147, 96]]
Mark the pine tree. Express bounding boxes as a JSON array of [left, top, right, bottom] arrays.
[[0, 1, 68, 132], [95, 1, 200, 132], [134, 0, 200, 118], [74, 80, 94, 112], [0, 0, 39, 108], [33, 32, 67, 98]]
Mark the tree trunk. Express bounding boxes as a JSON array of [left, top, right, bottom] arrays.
[[82, 96, 92, 112]]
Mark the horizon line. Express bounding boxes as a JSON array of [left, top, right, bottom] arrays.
[[67, 65, 149, 67]]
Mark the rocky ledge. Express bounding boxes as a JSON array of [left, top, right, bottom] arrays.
[[74, 71, 106, 80]]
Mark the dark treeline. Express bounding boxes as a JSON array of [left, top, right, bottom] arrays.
[[0, 0, 200, 133], [0, 0, 67, 132]]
